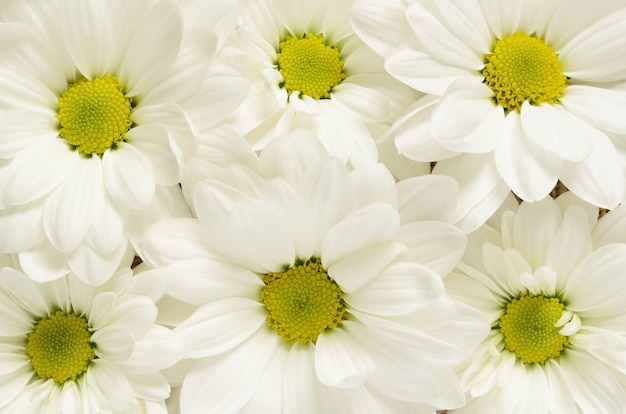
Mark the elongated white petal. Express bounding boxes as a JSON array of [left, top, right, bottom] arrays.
[[102, 143, 155, 210]]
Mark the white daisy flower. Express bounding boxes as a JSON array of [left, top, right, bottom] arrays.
[[352, 0, 626, 227], [220, 0, 416, 166], [0, 0, 234, 285], [0, 265, 182, 413], [445, 194, 626, 412], [141, 131, 488, 413]]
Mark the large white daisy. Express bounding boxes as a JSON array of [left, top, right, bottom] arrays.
[[352, 0, 626, 227], [445, 194, 626, 412], [220, 0, 416, 166], [0, 0, 239, 285], [141, 131, 488, 413], [0, 264, 182, 413]]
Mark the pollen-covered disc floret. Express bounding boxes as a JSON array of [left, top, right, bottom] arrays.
[[25, 310, 95, 384], [276, 33, 346, 100], [260, 258, 346, 344], [57, 74, 133, 155], [482, 32, 567, 112], [499, 294, 569, 364]]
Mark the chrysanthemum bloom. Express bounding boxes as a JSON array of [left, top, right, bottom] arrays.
[[141, 131, 488, 413], [445, 195, 626, 412], [352, 0, 626, 230], [0, 0, 244, 285], [0, 265, 182, 413], [217, 0, 416, 166]]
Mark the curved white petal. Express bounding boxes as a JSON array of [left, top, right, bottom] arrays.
[[397, 174, 459, 224], [494, 111, 561, 202], [60, 0, 112, 79], [120, 1, 182, 96], [561, 85, 626, 134], [124, 124, 180, 186], [92, 324, 134, 361], [125, 325, 183, 374], [102, 142, 155, 210]]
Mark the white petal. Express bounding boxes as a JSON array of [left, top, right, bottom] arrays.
[[165, 258, 264, 305], [86, 199, 125, 254], [561, 85, 626, 134], [431, 78, 503, 153], [120, 1, 182, 96], [0, 267, 48, 316], [125, 325, 182, 374], [299, 158, 354, 254], [393, 96, 459, 162], [398, 221, 466, 277], [560, 131, 624, 209], [88, 291, 116, 330], [433, 153, 511, 233], [512, 197, 561, 269], [68, 241, 128, 286], [123, 124, 180, 186], [565, 244, 626, 317], [405, 1, 484, 70], [180, 327, 277, 414], [102, 142, 155, 210], [330, 82, 389, 123], [322, 203, 399, 269], [346, 262, 445, 316], [85, 360, 135, 410], [282, 344, 323, 414], [544, 359, 575, 414], [260, 179, 315, 261], [546, 205, 592, 289], [521, 102, 593, 161], [350, 163, 398, 209], [125, 372, 170, 401], [559, 8, 626, 82], [593, 204, 626, 247], [141, 218, 214, 268], [397, 174, 459, 223], [0, 110, 58, 157], [494, 111, 561, 202], [314, 328, 374, 388], [18, 241, 70, 283], [174, 298, 266, 358], [2, 139, 79, 206], [43, 155, 104, 252], [327, 243, 406, 293], [0, 204, 45, 253], [109, 295, 157, 339], [60, 0, 112, 79], [92, 325, 134, 361], [560, 350, 626, 412], [385, 41, 470, 95], [229, 198, 296, 272], [350, 0, 414, 58]]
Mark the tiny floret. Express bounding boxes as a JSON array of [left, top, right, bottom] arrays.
[[482, 32, 567, 111], [276, 33, 346, 100], [25, 310, 95, 384], [261, 258, 346, 344], [57, 74, 133, 155]]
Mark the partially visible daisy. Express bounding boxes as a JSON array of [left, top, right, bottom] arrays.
[[445, 195, 626, 412], [352, 0, 626, 229], [0, 0, 241, 285], [0, 265, 182, 413], [220, 0, 416, 166], [142, 131, 488, 413]]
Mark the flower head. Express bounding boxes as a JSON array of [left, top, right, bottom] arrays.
[[143, 131, 488, 413], [0, 266, 181, 413], [353, 0, 626, 229], [446, 195, 626, 412]]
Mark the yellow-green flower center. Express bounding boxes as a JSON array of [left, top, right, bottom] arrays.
[[275, 33, 346, 100], [260, 258, 346, 344], [57, 74, 133, 155], [25, 310, 95, 384], [482, 32, 567, 112], [499, 294, 569, 364]]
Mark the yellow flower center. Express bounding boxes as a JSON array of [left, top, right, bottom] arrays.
[[482, 32, 567, 112], [499, 294, 569, 364], [57, 75, 133, 155], [25, 310, 95, 384], [275, 33, 346, 100], [260, 258, 346, 344]]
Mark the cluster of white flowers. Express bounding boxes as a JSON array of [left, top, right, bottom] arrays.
[[0, 0, 625, 413]]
